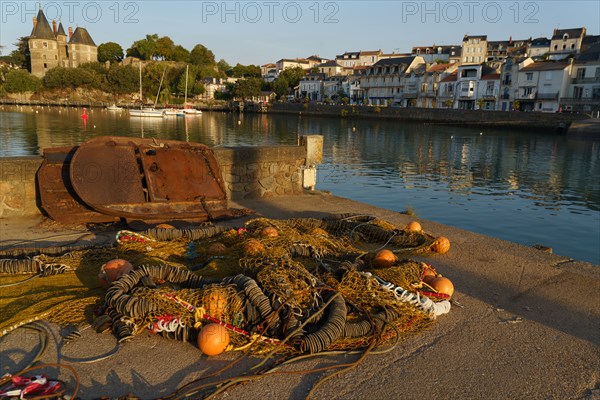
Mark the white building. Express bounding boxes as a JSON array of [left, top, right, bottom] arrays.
[[437, 72, 457, 108], [498, 57, 534, 111], [417, 63, 457, 109], [515, 61, 571, 112], [461, 35, 487, 65], [276, 58, 311, 74], [360, 56, 425, 106], [562, 43, 600, 114], [298, 73, 326, 101], [548, 28, 586, 60]]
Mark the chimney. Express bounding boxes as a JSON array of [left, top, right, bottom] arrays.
[[52, 20, 57, 35], [33, 17, 37, 29], [68, 26, 73, 39]]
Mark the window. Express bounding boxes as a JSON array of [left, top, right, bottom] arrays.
[[554, 45, 558, 51], [563, 33, 569, 40], [526, 72, 533, 81], [563, 44, 566, 50], [576, 68, 586, 80], [524, 87, 533, 96], [43, 41, 48, 48], [545, 71, 552, 80], [43, 63, 47, 68], [573, 87, 583, 99], [571, 44, 575, 49], [595, 67, 600, 78]]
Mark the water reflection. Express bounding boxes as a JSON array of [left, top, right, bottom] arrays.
[[0, 105, 598, 264]]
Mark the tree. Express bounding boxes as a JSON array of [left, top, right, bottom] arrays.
[[171, 45, 190, 63], [156, 36, 175, 60], [126, 34, 159, 60], [232, 77, 262, 100], [8, 37, 30, 69], [231, 63, 261, 78], [190, 44, 215, 67], [217, 59, 231, 74], [3, 69, 40, 93], [106, 64, 138, 94], [98, 42, 124, 63], [272, 77, 289, 99], [277, 66, 306, 89]]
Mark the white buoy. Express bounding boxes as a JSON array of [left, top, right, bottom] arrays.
[[352, 126, 356, 132], [238, 120, 241, 124], [480, 132, 483, 135]]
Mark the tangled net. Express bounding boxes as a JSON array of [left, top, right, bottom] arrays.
[[0, 215, 454, 356]]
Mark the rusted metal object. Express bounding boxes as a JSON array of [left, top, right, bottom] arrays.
[[37, 146, 119, 224], [68, 136, 233, 221]]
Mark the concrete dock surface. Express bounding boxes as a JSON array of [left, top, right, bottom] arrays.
[[1, 191, 599, 399]]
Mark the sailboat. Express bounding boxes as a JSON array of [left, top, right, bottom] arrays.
[[129, 61, 165, 118], [181, 65, 202, 116]]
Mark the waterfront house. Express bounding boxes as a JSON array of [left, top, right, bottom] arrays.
[[498, 57, 534, 111], [562, 43, 600, 114], [418, 63, 457, 108], [548, 28, 586, 60], [360, 56, 425, 106], [261, 63, 277, 82], [455, 64, 498, 110], [515, 61, 571, 112], [200, 77, 238, 100], [477, 73, 501, 110], [437, 72, 457, 108], [335, 50, 385, 68], [298, 73, 326, 101], [276, 59, 311, 74], [27, 8, 97, 77], [322, 75, 348, 102]]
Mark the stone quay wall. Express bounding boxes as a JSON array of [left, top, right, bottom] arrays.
[[0, 136, 323, 218], [268, 103, 585, 132]]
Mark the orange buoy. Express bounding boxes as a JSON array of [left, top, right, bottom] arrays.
[[427, 276, 454, 297], [155, 223, 175, 229], [198, 324, 230, 356], [260, 226, 279, 238], [431, 236, 451, 254], [243, 239, 265, 256], [372, 249, 397, 269], [421, 262, 437, 282], [98, 259, 133, 290], [406, 221, 422, 232]]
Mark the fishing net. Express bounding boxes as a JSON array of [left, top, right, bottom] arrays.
[[0, 215, 453, 354]]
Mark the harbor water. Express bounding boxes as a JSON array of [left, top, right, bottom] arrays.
[[1, 105, 599, 264]]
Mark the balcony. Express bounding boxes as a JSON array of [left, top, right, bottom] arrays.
[[420, 90, 437, 97], [481, 90, 497, 100], [500, 93, 511, 100], [536, 92, 559, 100], [459, 91, 475, 99], [571, 77, 600, 84]]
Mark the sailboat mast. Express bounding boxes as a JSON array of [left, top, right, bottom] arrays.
[[139, 60, 143, 108], [184, 65, 189, 105]]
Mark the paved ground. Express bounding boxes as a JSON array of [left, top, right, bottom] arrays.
[[1, 191, 599, 400]]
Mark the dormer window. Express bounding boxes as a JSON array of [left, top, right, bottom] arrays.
[[43, 41, 48, 48], [563, 33, 569, 41]]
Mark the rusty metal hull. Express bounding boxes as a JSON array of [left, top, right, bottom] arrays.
[[37, 147, 120, 224], [68, 136, 231, 221]]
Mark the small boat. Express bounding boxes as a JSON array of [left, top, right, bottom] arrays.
[[129, 108, 165, 118], [107, 104, 123, 111], [181, 65, 202, 116], [183, 107, 202, 115]]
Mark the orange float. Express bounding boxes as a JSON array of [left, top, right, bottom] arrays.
[[98, 259, 133, 290], [197, 324, 230, 356], [243, 239, 265, 256], [406, 221, 422, 232], [260, 226, 279, 238], [372, 249, 397, 269], [431, 236, 451, 254], [427, 276, 454, 297]]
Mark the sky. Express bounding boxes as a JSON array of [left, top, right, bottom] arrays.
[[1, 0, 599, 65]]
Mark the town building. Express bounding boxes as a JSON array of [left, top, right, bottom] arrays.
[[418, 63, 457, 108], [461, 35, 487, 64], [275, 58, 311, 74], [548, 28, 586, 60], [515, 61, 572, 112], [360, 56, 425, 106], [317, 60, 344, 77], [454, 64, 499, 110], [27, 8, 97, 77], [437, 72, 457, 108], [498, 57, 533, 111], [411, 45, 461, 63], [562, 43, 600, 114], [527, 37, 551, 59], [298, 73, 326, 101], [200, 77, 238, 100]]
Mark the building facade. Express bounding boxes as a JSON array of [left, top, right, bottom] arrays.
[[27, 8, 97, 77]]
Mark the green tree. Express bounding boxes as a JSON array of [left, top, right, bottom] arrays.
[[156, 36, 175, 60], [272, 77, 289, 99], [9, 37, 30, 69], [126, 34, 159, 60], [217, 59, 231, 74], [278, 66, 306, 89], [97, 42, 124, 63], [190, 44, 215, 67], [232, 77, 262, 100], [231, 63, 261, 78], [171, 45, 190, 63], [4, 69, 40, 93], [106, 64, 138, 94]]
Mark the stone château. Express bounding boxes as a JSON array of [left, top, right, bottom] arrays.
[[28, 8, 97, 77]]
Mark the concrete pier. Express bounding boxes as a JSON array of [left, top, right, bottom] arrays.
[[1, 191, 598, 399]]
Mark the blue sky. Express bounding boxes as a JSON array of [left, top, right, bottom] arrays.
[[1, 1, 599, 65]]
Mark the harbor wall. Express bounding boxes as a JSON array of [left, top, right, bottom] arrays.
[[0, 136, 322, 218], [267, 103, 585, 131]]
